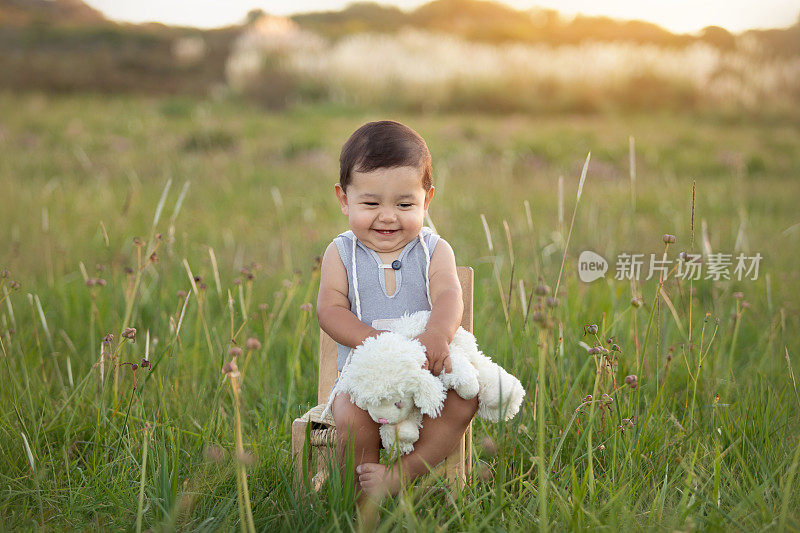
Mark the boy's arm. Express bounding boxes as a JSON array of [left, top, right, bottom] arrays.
[[317, 242, 382, 349], [417, 239, 463, 376]]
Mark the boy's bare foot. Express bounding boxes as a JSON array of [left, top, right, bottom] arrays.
[[356, 463, 402, 497]]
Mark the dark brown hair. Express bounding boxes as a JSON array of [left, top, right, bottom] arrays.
[[339, 120, 432, 192]]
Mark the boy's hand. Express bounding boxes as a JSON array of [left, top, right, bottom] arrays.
[[415, 328, 452, 376]]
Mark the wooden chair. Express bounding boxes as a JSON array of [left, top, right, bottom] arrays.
[[292, 266, 474, 490]]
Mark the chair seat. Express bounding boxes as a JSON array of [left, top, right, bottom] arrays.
[[297, 404, 337, 447]]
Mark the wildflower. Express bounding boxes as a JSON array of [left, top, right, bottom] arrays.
[[140, 358, 150, 368], [742, 301, 750, 309], [122, 327, 137, 341], [532, 311, 545, 324], [258, 303, 268, 311], [584, 324, 598, 336], [630, 297, 642, 308], [662, 234, 676, 244], [193, 275, 202, 283], [8, 280, 20, 290], [582, 395, 593, 402], [96, 278, 107, 287], [133, 237, 144, 247], [155, 233, 163, 242], [222, 358, 239, 376], [534, 284, 550, 296], [601, 393, 613, 405], [131, 363, 139, 371], [282, 279, 292, 288], [199, 282, 208, 291], [611, 343, 622, 352], [588, 346, 602, 355], [546, 297, 559, 308], [625, 374, 638, 389], [481, 436, 497, 456], [312, 256, 322, 271], [678, 251, 689, 261], [233, 278, 242, 285], [149, 252, 158, 263], [176, 290, 187, 299], [103, 333, 114, 344], [0, 269, 8, 278], [85, 278, 95, 287], [596, 444, 605, 452], [237, 450, 255, 466], [228, 346, 242, 357], [124, 266, 134, 275], [205, 444, 226, 463], [245, 337, 261, 350]]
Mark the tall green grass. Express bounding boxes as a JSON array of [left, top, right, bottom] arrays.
[[0, 92, 798, 530]]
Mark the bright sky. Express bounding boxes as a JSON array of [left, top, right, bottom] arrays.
[[83, 0, 799, 34]]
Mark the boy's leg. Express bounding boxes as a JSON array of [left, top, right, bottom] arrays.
[[357, 389, 478, 495], [331, 393, 381, 485]]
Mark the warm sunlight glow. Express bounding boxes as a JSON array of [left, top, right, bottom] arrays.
[[82, 0, 799, 34]]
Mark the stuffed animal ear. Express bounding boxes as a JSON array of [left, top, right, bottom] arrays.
[[412, 370, 447, 418]]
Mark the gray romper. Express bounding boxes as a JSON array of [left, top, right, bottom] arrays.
[[333, 226, 441, 375]]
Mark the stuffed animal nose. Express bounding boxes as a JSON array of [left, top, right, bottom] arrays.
[[378, 418, 389, 424]]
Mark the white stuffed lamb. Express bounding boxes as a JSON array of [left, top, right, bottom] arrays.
[[332, 332, 447, 455], [328, 311, 525, 455]]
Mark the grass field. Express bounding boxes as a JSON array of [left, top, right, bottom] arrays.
[[1, 91, 799, 530]]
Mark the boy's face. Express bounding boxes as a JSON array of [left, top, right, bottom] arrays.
[[335, 165, 434, 254]]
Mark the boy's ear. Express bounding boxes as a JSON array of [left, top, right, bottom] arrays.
[[334, 183, 349, 215], [423, 186, 435, 212]]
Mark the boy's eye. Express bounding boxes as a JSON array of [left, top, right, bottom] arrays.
[[363, 202, 378, 206], [399, 203, 413, 208]]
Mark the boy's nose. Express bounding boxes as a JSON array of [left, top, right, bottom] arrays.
[[377, 209, 397, 222]]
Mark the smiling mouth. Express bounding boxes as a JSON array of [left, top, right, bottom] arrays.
[[373, 229, 398, 235]]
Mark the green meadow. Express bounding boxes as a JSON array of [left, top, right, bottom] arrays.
[[1, 92, 799, 530]]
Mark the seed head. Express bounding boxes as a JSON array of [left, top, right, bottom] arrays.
[[228, 346, 242, 357], [176, 290, 187, 299], [140, 358, 150, 368], [611, 343, 622, 352], [481, 436, 497, 456], [678, 251, 689, 262], [0, 269, 9, 278], [630, 297, 642, 308], [258, 303, 268, 311], [733, 291, 743, 299], [601, 393, 613, 405], [596, 444, 605, 452], [222, 359, 239, 376], [625, 375, 638, 388], [205, 445, 226, 463], [149, 252, 158, 263], [546, 297, 559, 308], [133, 237, 144, 247], [535, 284, 550, 296], [586, 324, 598, 335], [245, 337, 261, 350], [588, 347, 601, 355], [122, 327, 136, 341], [131, 363, 139, 371], [199, 282, 208, 291], [532, 311, 545, 324], [582, 394, 593, 402], [233, 278, 241, 285], [103, 333, 114, 344], [124, 266, 134, 275], [85, 278, 95, 287], [8, 280, 20, 290], [662, 234, 676, 244], [193, 275, 202, 283]]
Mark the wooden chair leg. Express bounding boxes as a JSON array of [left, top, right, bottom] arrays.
[[291, 418, 312, 489], [444, 419, 473, 487]]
